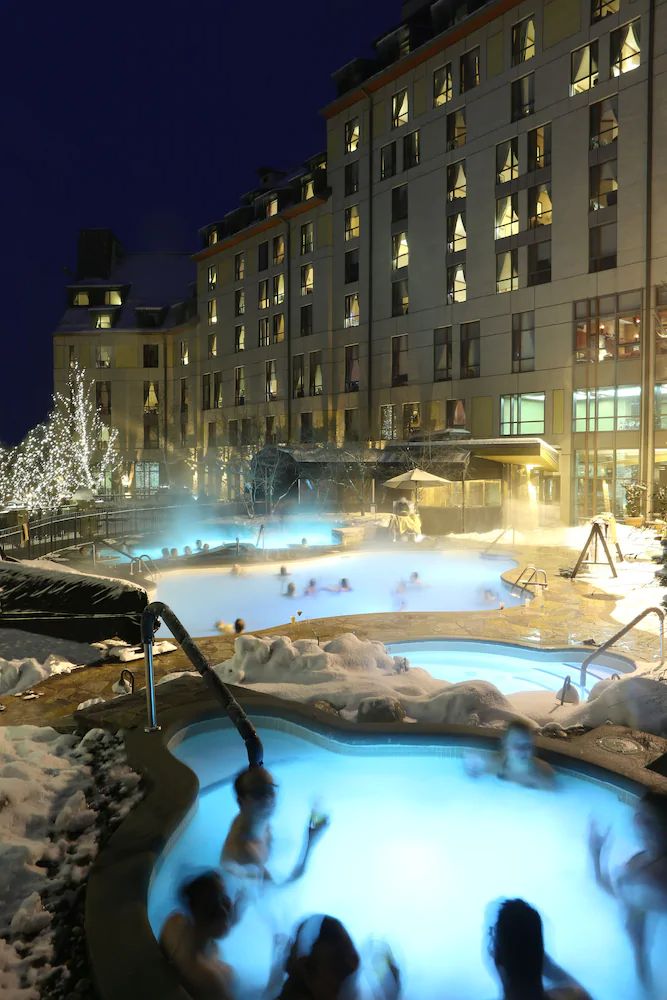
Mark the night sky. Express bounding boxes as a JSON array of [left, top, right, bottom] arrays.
[[0, 0, 394, 445]]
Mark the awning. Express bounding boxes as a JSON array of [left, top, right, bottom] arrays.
[[470, 438, 560, 471]]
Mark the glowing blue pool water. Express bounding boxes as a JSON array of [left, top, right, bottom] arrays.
[[386, 639, 635, 696], [133, 516, 342, 560], [148, 718, 663, 999], [154, 550, 522, 636]]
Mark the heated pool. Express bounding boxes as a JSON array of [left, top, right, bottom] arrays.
[[133, 516, 342, 560], [386, 639, 635, 696], [154, 550, 522, 635], [148, 718, 663, 1000]]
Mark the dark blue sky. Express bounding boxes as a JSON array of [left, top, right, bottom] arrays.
[[0, 0, 394, 444]]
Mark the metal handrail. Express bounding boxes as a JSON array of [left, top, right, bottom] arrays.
[[140, 601, 264, 767], [579, 606, 665, 687], [513, 565, 548, 591]]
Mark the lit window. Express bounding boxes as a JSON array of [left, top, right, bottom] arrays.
[[208, 333, 217, 358], [68, 345, 77, 368], [273, 234, 286, 265], [293, 355, 305, 398], [258, 280, 269, 310], [392, 89, 409, 128], [590, 97, 618, 148], [403, 131, 420, 169], [391, 279, 409, 316], [266, 196, 278, 218], [434, 327, 452, 381], [344, 293, 360, 328], [511, 73, 534, 120], [180, 341, 189, 366], [496, 250, 519, 293], [345, 205, 360, 241], [528, 184, 553, 227], [527, 124, 551, 170], [590, 162, 618, 210], [273, 273, 285, 305], [446, 109, 466, 150], [301, 264, 314, 296], [208, 228, 218, 246], [611, 20, 641, 76], [447, 264, 466, 303], [460, 321, 480, 377], [460, 48, 480, 93], [235, 288, 245, 316], [496, 139, 518, 183], [501, 392, 545, 435], [273, 313, 285, 343], [345, 117, 360, 152], [392, 232, 409, 270], [214, 372, 223, 409], [96, 345, 112, 368], [144, 381, 159, 413], [402, 402, 421, 438], [235, 325, 245, 352], [512, 312, 535, 373], [447, 160, 466, 200], [258, 317, 270, 347], [447, 213, 466, 253], [95, 313, 113, 329], [208, 299, 217, 325], [495, 195, 519, 239], [104, 290, 122, 305], [571, 42, 598, 95], [433, 63, 453, 107], [380, 142, 396, 180], [592, 0, 619, 20], [380, 403, 398, 440], [234, 252, 245, 281], [265, 360, 278, 401], [309, 351, 323, 396], [207, 265, 217, 291], [73, 291, 89, 306], [302, 177, 315, 201], [300, 222, 314, 255], [512, 17, 535, 64], [573, 386, 640, 432], [235, 367, 246, 406], [528, 241, 552, 285]]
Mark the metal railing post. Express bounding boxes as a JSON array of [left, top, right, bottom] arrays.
[[579, 606, 665, 687], [142, 632, 160, 733]]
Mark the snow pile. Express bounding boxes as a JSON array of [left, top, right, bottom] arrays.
[[0, 725, 142, 998]]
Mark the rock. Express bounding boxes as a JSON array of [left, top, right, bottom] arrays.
[[555, 682, 580, 705], [311, 700, 340, 716], [357, 696, 406, 723]]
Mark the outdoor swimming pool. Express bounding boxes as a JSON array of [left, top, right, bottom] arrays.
[[386, 639, 634, 696], [148, 718, 663, 999], [153, 550, 522, 635]]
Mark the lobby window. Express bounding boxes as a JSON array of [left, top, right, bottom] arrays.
[[345, 343, 360, 391], [528, 184, 552, 227], [180, 340, 189, 365], [258, 241, 269, 271], [434, 326, 452, 381], [392, 88, 409, 128], [512, 16, 535, 65], [592, 0, 619, 20], [345, 117, 360, 153], [345, 293, 360, 328], [96, 381, 111, 416], [104, 289, 122, 305], [460, 321, 480, 378], [447, 160, 466, 200], [590, 161, 618, 210], [380, 404, 398, 440], [512, 311, 535, 373], [300, 412, 313, 443], [496, 138, 518, 184], [235, 289, 245, 316], [266, 196, 278, 218], [501, 392, 545, 435], [208, 299, 217, 325], [302, 177, 315, 201], [272, 313, 285, 343], [95, 345, 112, 369], [95, 312, 113, 329], [460, 47, 480, 93], [447, 263, 466, 303], [496, 250, 518, 293], [589, 222, 617, 272], [392, 184, 408, 222], [402, 402, 421, 438], [392, 279, 409, 316], [234, 252, 245, 281], [273, 234, 286, 265], [265, 360, 278, 401], [495, 194, 519, 239], [258, 317, 270, 347], [433, 63, 453, 107], [380, 142, 396, 180], [73, 291, 89, 306], [345, 205, 361, 241], [202, 373, 211, 410], [446, 399, 467, 428], [273, 273, 285, 305], [143, 344, 159, 368], [234, 367, 245, 405], [258, 279, 269, 310], [573, 386, 640, 432], [527, 123, 551, 170], [309, 351, 323, 395], [590, 97, 618, 147], [300, 222, 314, 255], [213, 372, 223, 409], [344, 408, 360, 442], [392, 334, 408, 386], [447, 212, 466, 253], [574, 292, 641, 361], [447, 109, 466, 150], [571, 42, 598, 95], [293, 354, 305, 398], [300, 304, 313, 337], [403, 131, 420, 169], [392, 232, 409, 270], [301, 263, 314, 296], [528, 241, 551, 285], [345, 161, 359, 196], [511, 74, 535, 120], [207, 265, 217, 291], [235, 324, 245, 352], [611, 20, 641, 75], [207, 333, 217, 359], [345, 249, 359, 284], [655, 384, 667, 428]]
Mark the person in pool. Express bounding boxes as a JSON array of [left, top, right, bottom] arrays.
[[285, 582, 297, 598], [322, 578, 352, 593], [304, 579, 318, 596], [489, 898, 591, 999], [589, 790, 667, 989], [465, 720, 555, 790]]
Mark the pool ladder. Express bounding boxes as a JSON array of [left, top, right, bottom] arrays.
[[513, 565, 548, 592], [578, 606, 665, 688], [140, 600, 264, 767]]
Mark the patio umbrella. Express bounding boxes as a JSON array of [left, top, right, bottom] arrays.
[[383, 468, 452, 506]]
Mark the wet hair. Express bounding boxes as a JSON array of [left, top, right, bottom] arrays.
[[233, 766, 276, 800], [285, 915, 360, 986], [180, 871, 232, 928], [161, 547, 170, 558], [286, 582, 296, 596], [340, 578, 349, 588], [170, 547, 178, 557], [309, 579, 317, 587], [280, 566, 288, 575], [301, 538, 308, 545], [492, 899, 543, 988], [234, 618, 245, 634]]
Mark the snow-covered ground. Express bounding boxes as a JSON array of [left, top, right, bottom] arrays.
[[0, 725, 142, 998]]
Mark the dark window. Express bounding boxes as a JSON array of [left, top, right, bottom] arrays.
[[527, 123, 551, 170], [460, 47, 480, 92], [143, 413, 159, 449], [392, 334, 408, 386], [234, 253, 245, 281], [143, 344, 159, 368], [345, 343, 360, 392], [447, 160, 466, 200], [392, 184, 408, 222], [300, 304, 313, 337], [235, 325, 245, 352], [589, 223, 617, 272], [207, 333, 217, 359], [265, 359, 278, 401], [228, 419, 238, 447], [380, 142, 396, 180], [528, 184, 552, 227], [590, 97, 618, 148], [258, 241, 269, 271], [392, 279, 409, 316], [512, 74, 535, 121], [590, 161, 618, 210], [213, 372, 222, 409], [528, 240, 552, 285], [300, 223, 314, 255], [202, 372, 211, 410], [265, 415, 276, 445], [446, 399, 466, 428], [300, 411, 314, 444], [434, 327, 452, 381], [403, 131, 420, 169], [460, 321, 480, 379], [344, 161, 359, 196], [496, 138, 518, 183], [446, 110, 466, 150], [207, 421, 217, 450], [96, 381, 111, 416], [292, 355, 305, 398], [235, 367, 246, 406], [344, 408, 359, 442], [512, 311, 535, 373], [241, 418, 253, 446], [345, 249, 360, 284]]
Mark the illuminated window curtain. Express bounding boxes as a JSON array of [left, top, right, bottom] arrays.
[[345, 293, 360, 327], [208, 299, 217, 325], [571, 45, 597, 94], [521, 18, 535, 60], [392, 232, 409, 269], [496, 252, 518, 293], [449, 213, 466, 252], [433, 64, 452, 106], [532, 186, 552, 226], [497, 140, 518, 183], [448, 264, 466, 303], [612, 21, 640, 75], [495, 196, 518, 239], [448, 160, 466, 199], [144, 381, 159, 412], [392, 89, 408, 127], [273, 273, 285, 305], [310, 353, 323, 395], [273, 313, 285, 343]]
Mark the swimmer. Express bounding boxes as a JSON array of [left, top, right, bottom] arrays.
[[589, 790, 667, 988], [285, 582, 297, 598], [304, 578, 318, 596], [278, 565, 290, 577], [230, 563, 242, 576], [170, 547, 179, 558], [408, 571, 424, 587], [392, 580, 408, 611], [275, 915, 362, 1000], [202, 543, 210, 552], [195, 539, 203, 551], [464, 721, 555, 790], [184, 546, 193, 556], [322, 578, 353, 593], [215, 618, 246, 636], [161, 547, 170, 560], [233, 618, 245, 635], [301, 537, 308, 547]]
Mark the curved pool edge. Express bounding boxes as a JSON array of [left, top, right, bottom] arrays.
[[84, 683, 667, 1000]]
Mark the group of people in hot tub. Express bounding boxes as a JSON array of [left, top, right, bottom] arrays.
[[160, 722, 667, 1000]]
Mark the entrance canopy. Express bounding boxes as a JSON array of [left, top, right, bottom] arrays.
[[470, 437, 560, 472]]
